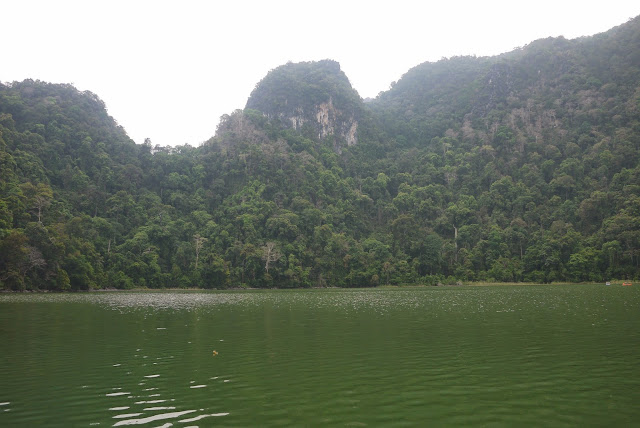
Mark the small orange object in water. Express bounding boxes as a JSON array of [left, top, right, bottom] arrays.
[[622, 282, 632, 286], [212, 350, 219, 356]]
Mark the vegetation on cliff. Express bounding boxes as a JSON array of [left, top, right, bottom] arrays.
[[1, 17, 639, 290]]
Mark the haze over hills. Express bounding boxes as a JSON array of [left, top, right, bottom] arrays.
[[1, 16, 639, 290]]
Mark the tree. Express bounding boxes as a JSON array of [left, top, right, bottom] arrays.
[[20, 182, 53, 223], [193, 233, 207, 270], [262, 241, 281, 274], [0, 230, 29, 290]]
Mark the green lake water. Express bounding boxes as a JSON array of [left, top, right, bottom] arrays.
[[0, 285, 639, 426]]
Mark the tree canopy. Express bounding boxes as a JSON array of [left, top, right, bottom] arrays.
[[1, 17, 639, 290]]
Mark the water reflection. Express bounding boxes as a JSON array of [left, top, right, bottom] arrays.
[[1, 286, 639, 426], [105, 360, 229, 426], [112, 409, 197, 426]]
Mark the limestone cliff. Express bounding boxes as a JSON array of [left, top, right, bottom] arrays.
[[245, 60, 364, 150]]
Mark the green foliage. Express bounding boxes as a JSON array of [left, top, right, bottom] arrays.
[[246, 60, 362, 119], [1, 17, 640, 289]]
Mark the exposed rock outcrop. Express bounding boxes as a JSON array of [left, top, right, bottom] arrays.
[[245, 60, 364, 151]]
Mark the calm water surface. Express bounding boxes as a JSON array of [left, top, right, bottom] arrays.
[[1, 285, 639, 426]]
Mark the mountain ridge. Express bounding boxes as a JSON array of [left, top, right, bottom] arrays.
[[0, 16, 639, 290]]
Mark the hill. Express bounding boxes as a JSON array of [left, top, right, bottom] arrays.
[[1, 17, 639, 290], [245, 59, 367, 150]]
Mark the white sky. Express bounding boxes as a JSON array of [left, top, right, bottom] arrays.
[[3, 1, 639, 147]]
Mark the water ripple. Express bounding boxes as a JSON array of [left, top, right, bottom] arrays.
[[2, 286, 639, 426], [112, 409, 197, 426]]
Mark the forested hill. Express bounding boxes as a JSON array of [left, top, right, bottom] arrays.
[[1, 17, 639, 291], [371, 15, 640, 147]]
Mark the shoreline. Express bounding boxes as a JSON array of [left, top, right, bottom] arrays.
[[3, 282, 633, 293]]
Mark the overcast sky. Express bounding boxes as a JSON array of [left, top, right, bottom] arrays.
[[3, 1, 639, 147]]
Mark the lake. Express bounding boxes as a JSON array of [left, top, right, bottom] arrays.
[[1, 285, 639, 426]]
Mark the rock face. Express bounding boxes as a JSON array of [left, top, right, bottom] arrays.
[[245, 60, 363, 150], [284, 96, 359, 146]]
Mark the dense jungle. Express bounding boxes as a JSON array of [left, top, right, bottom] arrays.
[[1, 16, 639, 290]]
